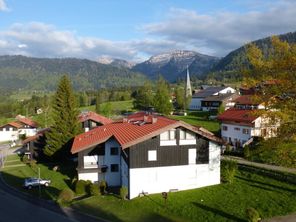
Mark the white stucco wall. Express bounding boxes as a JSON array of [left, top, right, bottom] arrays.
[[189, 98, 203, 110], [220, 123, 253, 145], [0, 130, 18, 142], [215, 87, 236, 95], [19, 128, 37, 137], [128, 141, 221, 199], [104, 139, 121, 186]]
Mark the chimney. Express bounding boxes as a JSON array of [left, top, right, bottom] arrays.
[[152, 117, 157, 124], [144, 115, 148, 122]]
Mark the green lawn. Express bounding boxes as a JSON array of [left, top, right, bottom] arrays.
[[1, 155, 76, 201], [1, 155, 296, 221], [170, 111, 220, 133], [72, 169, 296, 222], [79, 100, 135, 115]]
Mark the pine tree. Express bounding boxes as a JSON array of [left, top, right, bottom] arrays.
[[153, 76, 173, 115], [44, 75, 80, 158]]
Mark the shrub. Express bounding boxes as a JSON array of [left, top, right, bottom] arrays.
[[221, 160, 238, 183], [245, 207, 261, 222], [88, 183, 100, 196], [29, 159, 37, 169], [99, 180, 107, 194], [120, 186, 128, 200], [244, 145, 251, 159], [57, 188, 74, 206], [22, 154, 30, 163], [75, 180, 88, 195]]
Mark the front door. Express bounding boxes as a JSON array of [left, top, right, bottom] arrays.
[[188, 148, 197, 164]]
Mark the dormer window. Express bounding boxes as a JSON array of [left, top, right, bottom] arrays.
[[179, 129, 196, 145], [160, 129, 176, 146]]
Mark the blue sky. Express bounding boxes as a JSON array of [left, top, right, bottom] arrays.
[[0, 0, 296, 62]]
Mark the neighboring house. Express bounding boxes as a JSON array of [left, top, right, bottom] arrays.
[[218, 109, 278, 148], [22, 128, 50, 159], [71, 112, 222, 199], [79, 111, 113, 132], [0, 122, 22, 142], [234, 95, 265, 110], [0, 116, 38, 142], [201, 93, 239, 111], [190, 86, 236, 110], [16, 116, 38, 137]]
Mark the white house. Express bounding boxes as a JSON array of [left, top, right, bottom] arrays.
[[190, 86, 236, 110], [71, 112, 222, 199], [0, 117, 38, 142], [218, 109, 278, 148], [0, 122, 22, 142]]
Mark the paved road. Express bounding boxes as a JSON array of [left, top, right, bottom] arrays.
[[222, 155, 296, 174], [0, 174, 105, 222]]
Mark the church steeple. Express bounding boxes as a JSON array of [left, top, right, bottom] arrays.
[[185, 65, 192, 97]]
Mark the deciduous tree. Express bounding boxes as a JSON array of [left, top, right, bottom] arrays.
[[153, 77, 172, 115], [245, 36, 296, 140]]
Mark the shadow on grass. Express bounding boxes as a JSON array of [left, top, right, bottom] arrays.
[[236, 176, 296, 193], [71, 201, 124, 222], [140, 212, 176, 222], [192, 202, 246, 222]]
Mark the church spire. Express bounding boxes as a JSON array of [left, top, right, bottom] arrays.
[[185, 65, 192, 97]]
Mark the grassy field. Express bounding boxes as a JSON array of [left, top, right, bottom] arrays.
[[2, 155, 296, 221], [72, 169, 296, 222], [1, 154, 76, 201], [170, 111, 220, 133], [79, 100, 135, 115]]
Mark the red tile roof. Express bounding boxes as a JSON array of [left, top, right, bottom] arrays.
[[78, 111, 113, 125], [71, 112, 222, 154], [0, 121, 23, 129], [217, 109, 258, 124], [234, 95, 257, 105], [16, 117, 38, 128], [22, 128, 50, 144]]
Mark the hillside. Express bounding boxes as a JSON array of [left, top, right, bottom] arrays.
[[132, 50, 219, 82], [211, 31, 296, 75], [0, 55, 147, 91]]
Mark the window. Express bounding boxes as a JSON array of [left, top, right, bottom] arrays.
[[110, 147, 119, 155], [222, 126, 228, 131], [160, 130, 176, 141], [180, 129, 195, 140], [148, 150, 157, 161], [111, 164, 119, 172], [234, 127, 240, 131], [242, 129, 249, 134]]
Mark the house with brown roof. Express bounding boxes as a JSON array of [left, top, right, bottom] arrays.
[[190, 86, 236, 110], [79, 111, 113, 132], [0, 116, 38, 143], [233, 95, 265, 110], [218, 109, 278, 148], [71, 112, 222, 199], [201, 93, 239, 111]]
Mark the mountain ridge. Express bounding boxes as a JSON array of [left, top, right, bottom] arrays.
[[132, 50, 219, 82]]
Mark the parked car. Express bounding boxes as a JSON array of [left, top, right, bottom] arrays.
[[23, 177, 51, 189]]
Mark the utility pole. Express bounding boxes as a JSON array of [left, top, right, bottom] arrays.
[[38, 167, 41, 197]]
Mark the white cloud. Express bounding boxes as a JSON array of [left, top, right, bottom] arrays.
[[142, 1, 296, 56], [0, 22, 137, 60], [0, 1, 296, 61], [0, 0, 8, 11]]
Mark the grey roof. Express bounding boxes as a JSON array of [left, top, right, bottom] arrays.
[[192, 87, 227, 98], [202, 93, 239, 102]]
